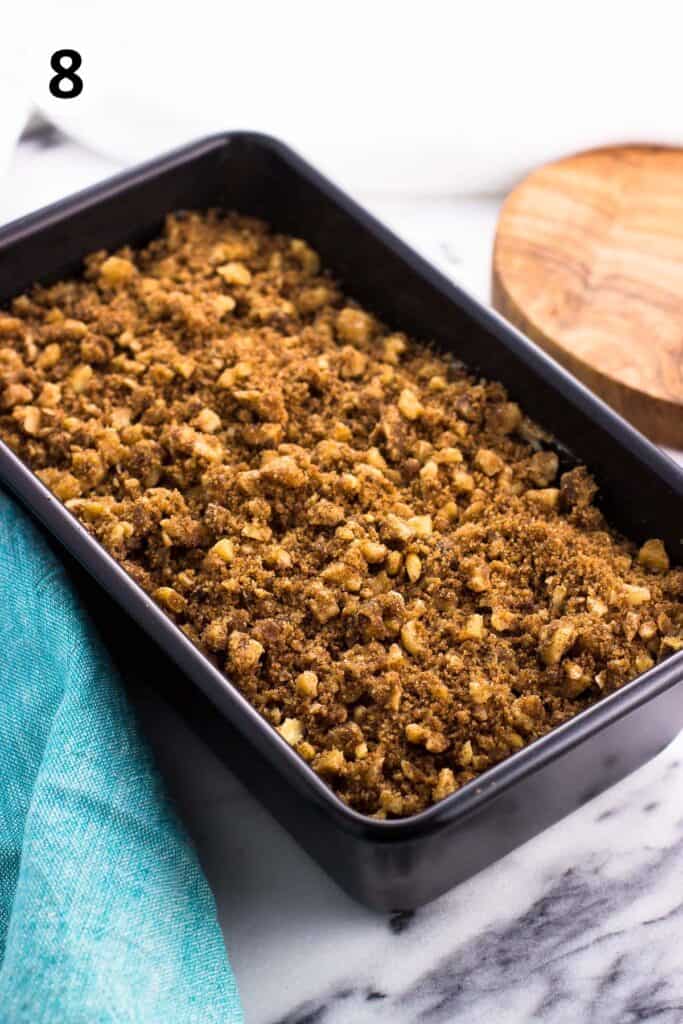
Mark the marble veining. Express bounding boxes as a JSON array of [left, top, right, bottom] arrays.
[[3, 128, 683, 1024], [141, 682, 683, 1024], [257, 740, 683, 1024]]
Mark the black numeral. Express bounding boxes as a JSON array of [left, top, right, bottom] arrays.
[[49, 50, 83, 99]]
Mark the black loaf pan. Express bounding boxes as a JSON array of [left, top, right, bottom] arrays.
[[1, 133, 682, 911]]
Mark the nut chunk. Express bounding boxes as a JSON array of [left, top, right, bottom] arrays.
[[336, 307, 372, 345], [433, 768, 457, 802], [295, 671, 319, 697], [308, 582, 340, 624], [527, 450, 559, 486], [405, 552, 422, 583], [621, 583, 651, 607], [13, 405, 41, 435], [217, 261, 252, 286], [37, 468, 81, 501], [154, 586, 186, 615], [637, 539, 670, 573], [228, 631, 264, 673], [400, 619, 424, 655], [460, 614, 485, 641], [398, 388, 423, 421], [475, 448, 504, 476], [314, 748, 346, 776], [99, 256, 136, 288], [195, 408, 222, 434], [260, 455, 306, 489], [210, 538, 235, 563], [277, 717, 303, 746], [539, 619, 577, 666]]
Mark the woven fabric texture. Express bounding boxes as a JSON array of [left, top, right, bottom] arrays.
[[0, 490, 242, 1023]]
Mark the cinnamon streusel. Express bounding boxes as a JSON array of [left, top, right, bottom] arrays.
[[1, 211, 681, 817]]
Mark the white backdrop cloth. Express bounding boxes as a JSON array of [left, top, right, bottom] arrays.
[[3, 0, 683, 194]]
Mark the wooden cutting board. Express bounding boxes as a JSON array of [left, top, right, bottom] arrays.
[[492, 145, 683, 446]]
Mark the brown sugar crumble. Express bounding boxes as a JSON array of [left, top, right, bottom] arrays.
[[1, 210, 681, 818]]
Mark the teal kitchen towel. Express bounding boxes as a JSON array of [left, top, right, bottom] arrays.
[[0, 489, 242, 1024]]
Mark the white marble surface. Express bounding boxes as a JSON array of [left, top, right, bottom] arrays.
[[3, 124, 683, 1024]]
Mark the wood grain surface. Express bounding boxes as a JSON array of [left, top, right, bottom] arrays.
[[492, 145, 683, 446]]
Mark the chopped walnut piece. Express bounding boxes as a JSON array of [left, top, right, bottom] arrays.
[[13, 405, 41, 435], [402, 723, 424, 745], [195, 408, 222, 434], [361, 540, 388, 564], [432, 770, 458, 802], [453, 470, 475, 493], [290, 238, 320, 275], [314, 748, 346, 775], [37, 468, 81, 501], [298, 286, 332, 314], [213, 295, 237, 318], [154, 586, 186, 614], [469, 677, 492, 704], [242, 522, 272, 542], [295, 671, 319, 698], [621, 583, 652, 607], [322, 560, 362, 592], [460, 614, 486, 641], [475, 448, 504, 476], [0, 315, 23, 335], [99, 256, 136, 287], [634, 653, 655, 674], [495, 401, 522, 434], [420, 460, 439, 484], [382, 334, 406, 364], [309, 499, 345, 526], [173, 355, 196, 380], [405, 552, 422, 583], [228, 631, 264, 672], [586, 596, 608, 617], [277, 717, 304, 746], [336, 307, 372, 345], [381, 513, 414, 545], [385, 551, 403, 576], [637, 539, 670, 573], [37, 382, 61, 408], [217, 261, 252, 286], [525, 488, 560, 510], [408, 514, 432, 537], [458, 740, 473, 767], [660, 636, 683, 656], [211, 538, 235, 563], [308, 583, 340, 624], [563, 661, 592, 697], [539, 620, 577, 666], [400, 619, 424, 656], [69, 364, 94, 394], [466, 561, 490, 593], [203, 618, 229, 651], [339, 345, 368, 379], [398, 388, 423, 421], [527, 451, 559, 486], [513, 693, 543, 725], [260, 456, 305, 488], [37, 342, 62, 370], [2, 383, 32, 409], [490, 607, 517, 633]]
